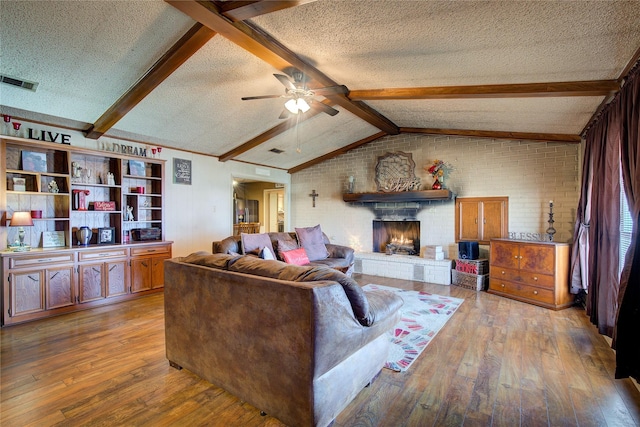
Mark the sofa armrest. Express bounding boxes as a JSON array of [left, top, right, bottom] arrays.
[[325, 243, 355, 264], [213, 236, 241, 254]]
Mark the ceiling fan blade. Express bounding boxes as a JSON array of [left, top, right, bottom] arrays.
[[312, 85, 349, 96], [278, 109, 291, 120], [241, 94, 283, 101], [274, 74, 297, 91], [312, 102, 339, 116]]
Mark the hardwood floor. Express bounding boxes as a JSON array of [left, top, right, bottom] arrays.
[[1, 274, 639, 426]]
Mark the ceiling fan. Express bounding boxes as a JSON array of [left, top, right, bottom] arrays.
[[241, 70, 348, 119]]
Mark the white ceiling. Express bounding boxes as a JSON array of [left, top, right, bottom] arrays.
[[1, 0, 639, 171]]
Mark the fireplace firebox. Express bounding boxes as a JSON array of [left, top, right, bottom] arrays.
[[373, 220, 420, 255]]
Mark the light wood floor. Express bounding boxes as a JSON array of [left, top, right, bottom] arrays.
[[1, 274, 639, 427]]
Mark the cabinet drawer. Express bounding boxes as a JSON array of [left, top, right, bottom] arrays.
[[79, 248, 128, 261], [10, 253, 74, 268], [519, 271, 555, 289], [489, 279, 555, 305], [490, 268, 554, 289], [490, 267, 519, 282], [131, 244, 171, 257]]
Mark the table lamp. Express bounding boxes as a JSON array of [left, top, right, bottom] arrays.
[[10, 211, 34, 251]]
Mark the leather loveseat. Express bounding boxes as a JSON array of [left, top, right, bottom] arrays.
[[164, 252, 403, 427], [213, 231, 355, 274]]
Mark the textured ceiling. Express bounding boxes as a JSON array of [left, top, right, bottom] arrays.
[[1, 0, 639, 171]]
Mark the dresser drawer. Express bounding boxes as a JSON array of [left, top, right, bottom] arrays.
[[519, 271, 554, 289], [10, 253, 75, 268], [130, 244, 171, 257], [489, 279, 555, 305], [79, 248, 128, 261]]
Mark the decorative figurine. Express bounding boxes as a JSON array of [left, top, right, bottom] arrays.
[[126, 205, 135, 221], [107, 172, 115, 186], [48, 180, 59, 193]]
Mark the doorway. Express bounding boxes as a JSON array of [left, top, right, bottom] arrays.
[[232, 179, 285, 233], [264, 188, 285, 232]]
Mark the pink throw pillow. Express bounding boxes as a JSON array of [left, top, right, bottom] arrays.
[[282, 248, 310, 265]]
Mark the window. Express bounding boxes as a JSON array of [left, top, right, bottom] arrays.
[[619, 174, 633, 275]]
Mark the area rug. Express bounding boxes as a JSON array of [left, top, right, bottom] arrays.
[[364, 284, 464, 372]]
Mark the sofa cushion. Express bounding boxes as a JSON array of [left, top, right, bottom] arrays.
[[297, 267, 372, 326], [274, 235, 299, 261], [295, 224, 329, 261], [181, 251, 240, 270], [241, 232, 275, 257], [282, 248, 310, 265]]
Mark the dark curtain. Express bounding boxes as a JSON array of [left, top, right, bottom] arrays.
[[572, 60, 640, 380], [584, 110, 620, 337], [613, 64, 640, 381], [569, 135, 592, 295]]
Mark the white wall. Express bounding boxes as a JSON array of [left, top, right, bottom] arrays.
[[290, 133, 580, 258]]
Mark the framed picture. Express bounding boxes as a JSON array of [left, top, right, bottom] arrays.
[[97, 227, 116, 245], [173, 158, 192, 185], [128, 160, 146, 177], [42, 231, 66, 248], [21, 151, 47, 172]]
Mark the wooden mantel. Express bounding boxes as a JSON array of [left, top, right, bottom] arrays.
[[343, 189, 454, 203]]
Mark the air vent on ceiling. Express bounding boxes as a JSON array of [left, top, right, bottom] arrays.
[[269, 148, 284, 154], [0, 75, 39, 92]]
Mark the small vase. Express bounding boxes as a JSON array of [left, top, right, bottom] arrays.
[[431, 178, 442, 190]]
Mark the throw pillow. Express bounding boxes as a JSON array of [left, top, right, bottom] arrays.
[[275, 237, 299, 261], [240, 233, 274, 257], [260, 246, 275, 260], [295, 224, 329, 261], [281, 248, 310, 265]]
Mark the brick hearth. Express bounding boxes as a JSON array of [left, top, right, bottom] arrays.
[[354, 252, 452, 285]]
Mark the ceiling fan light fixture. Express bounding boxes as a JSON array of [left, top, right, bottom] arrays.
[[285, 98, 299, 114], [297, 98, 310, 113]]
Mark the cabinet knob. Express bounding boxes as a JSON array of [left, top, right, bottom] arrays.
[[533, 290, 538, 295], [501, 283, 505, 288], [514, 256, 518, 259], [533, 276, 538, 281], [501, 270, 506, 275]]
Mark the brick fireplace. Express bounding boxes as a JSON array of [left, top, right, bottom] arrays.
[[372, 220, 420, 255]]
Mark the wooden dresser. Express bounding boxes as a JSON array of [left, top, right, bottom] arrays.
[[488, 239, 573, 310]]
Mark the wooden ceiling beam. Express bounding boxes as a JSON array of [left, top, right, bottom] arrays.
[[215, 1, 318, 22], [288, 131, 387, 173], [349, 80, 620, 100], [400, 127, 582, 143], [218, 100, 335, 162], [85, 23, 216, 139], [166, 0, 399, 136]]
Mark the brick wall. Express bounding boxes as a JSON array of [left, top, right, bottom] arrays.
[[291, 133, 580, 258]]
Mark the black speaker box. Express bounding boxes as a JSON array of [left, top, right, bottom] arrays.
[[458, 241, 479, 260]]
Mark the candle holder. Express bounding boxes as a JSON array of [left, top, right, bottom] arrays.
[[348, 176, 355, 193], [546, 201, 556, 241]]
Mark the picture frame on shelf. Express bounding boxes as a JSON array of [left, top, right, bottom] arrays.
[[128, 160, 146, 177], [42, 231, 66, 248], [21, 151, 48, 172], [97, 227, 116, 245]]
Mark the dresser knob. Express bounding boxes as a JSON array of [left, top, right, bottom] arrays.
[[501, 271, 505, 275], [514, 256, 518, 259], [501, 283, 505, 288], [533, 290, 538, 295], [533, 276, 538, 281]]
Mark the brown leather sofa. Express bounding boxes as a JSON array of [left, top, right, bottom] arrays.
[[164, 252, 403, 427], [213, 231, 355, 274]]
